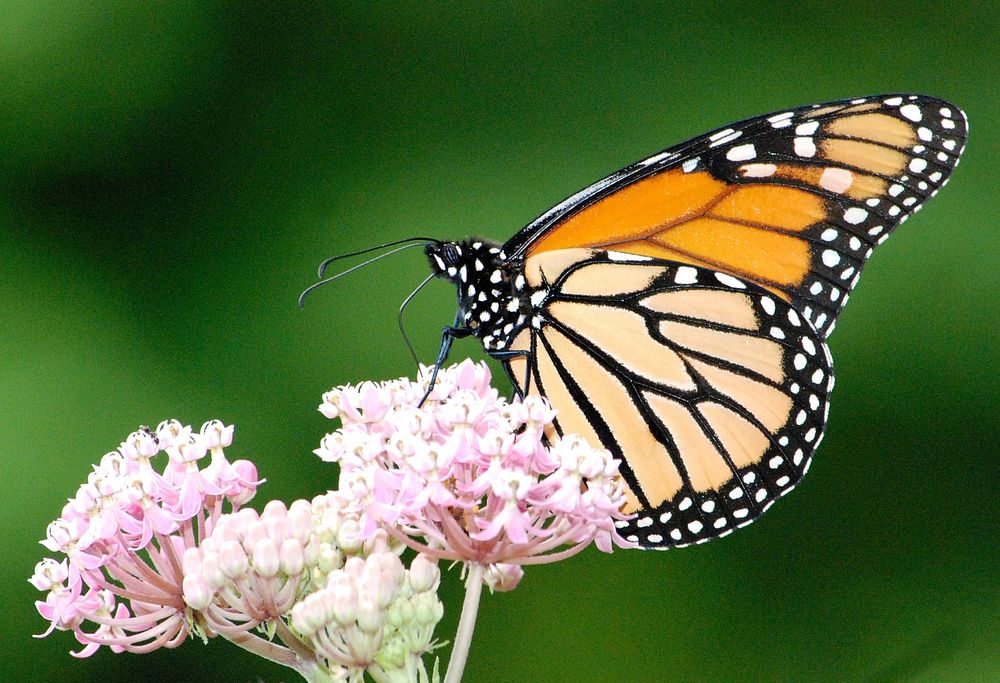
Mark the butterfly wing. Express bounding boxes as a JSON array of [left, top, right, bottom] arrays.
[[504, 250, 832, 547], [504, 94, 968, 337], [444, 94, 966, 547]]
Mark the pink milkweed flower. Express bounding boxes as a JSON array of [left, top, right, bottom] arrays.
[[33, 423, 446, 680], [316, 359, 635, 591], [69, 593, 133, 658], [164, 433, 228, 520], [31, 421, 258, 656], [199, 419, 234, 449]]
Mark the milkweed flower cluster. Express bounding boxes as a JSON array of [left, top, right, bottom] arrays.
[[30, 420, 259, 657], [182, 492, 444, 681], [290, 548, 443, 682], [31, 421, 444, 681], [315, 359, 635, 590], [181, 499, 316, 629], [32, 360, 631, 682]]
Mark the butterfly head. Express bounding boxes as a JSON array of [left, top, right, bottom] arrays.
[[426, 238, 528, 350]]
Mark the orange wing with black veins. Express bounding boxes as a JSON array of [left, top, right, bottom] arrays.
[[519, 96, 967, 337]]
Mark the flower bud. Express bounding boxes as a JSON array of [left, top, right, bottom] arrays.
[[356, 597, 383, 634], [262, 499, 288, 521], [287, 500, 313, 542], [385, 595, 415, 628], [410, 591, 444, 626], [279, 538, 304, 576], [291, 594, 323, 636], [337, 519, 363, 554], [244, 520, 268, 548], [317, 543, 343, 575], [342, 556, 366, 581], [201, 551, 228, 590], [318, 507, 342, 540], [263, 516, 287, 547], [181, 547, 203, 576], [252, 537, 280, 578], [317, 588, 339, 626], [183, 574, 213, 611], [363, 528, 391, 555], [219, 540, 248, 579], [330, 580, 357, 626], [407, 554, 439, 593], [373, 637, 409, 671]]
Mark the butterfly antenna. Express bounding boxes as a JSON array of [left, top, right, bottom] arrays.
[[298, 242, 432, 308], [316, 236, 441, 279], [398, 273, 436, 367]]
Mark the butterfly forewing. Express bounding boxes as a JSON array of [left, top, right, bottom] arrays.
[[504, 251, 833, 548], [506, 95, 968, 337]]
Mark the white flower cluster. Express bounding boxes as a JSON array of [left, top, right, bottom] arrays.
[[292, 551, 443, 683], [181, 492, 443, 681]]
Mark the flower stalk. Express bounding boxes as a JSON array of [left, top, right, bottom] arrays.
[[444, 563, 485, 683]]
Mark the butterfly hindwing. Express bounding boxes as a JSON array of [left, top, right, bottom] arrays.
[[503, 251, 833, 548], [505, 95, 968, 337]]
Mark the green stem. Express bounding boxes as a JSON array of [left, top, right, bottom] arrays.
[[223, 629, 330, 682], [444, 563, 485, 683]]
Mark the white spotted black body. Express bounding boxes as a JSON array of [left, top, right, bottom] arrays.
[[426, 239, 533, 352]]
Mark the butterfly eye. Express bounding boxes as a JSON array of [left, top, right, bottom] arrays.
[[441, 243, 461, 267]]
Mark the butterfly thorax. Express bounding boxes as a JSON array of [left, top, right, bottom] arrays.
[[426, 239, 530, 351]]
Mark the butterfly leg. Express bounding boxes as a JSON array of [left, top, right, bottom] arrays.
[[491, 349, 531, 398], [419, 319, 472, 406]]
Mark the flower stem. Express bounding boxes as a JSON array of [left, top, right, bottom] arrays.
[[218, 619, 340, 683], [224, 629, 303, 671], [444, 563, 485, 683]]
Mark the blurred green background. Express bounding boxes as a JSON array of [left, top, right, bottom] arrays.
[[3, 2, 997, 681]]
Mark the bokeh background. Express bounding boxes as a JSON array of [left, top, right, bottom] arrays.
[[3, 3, 997, 681]]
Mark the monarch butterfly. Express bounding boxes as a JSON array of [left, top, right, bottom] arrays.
[[320, 94, 967, 550]]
